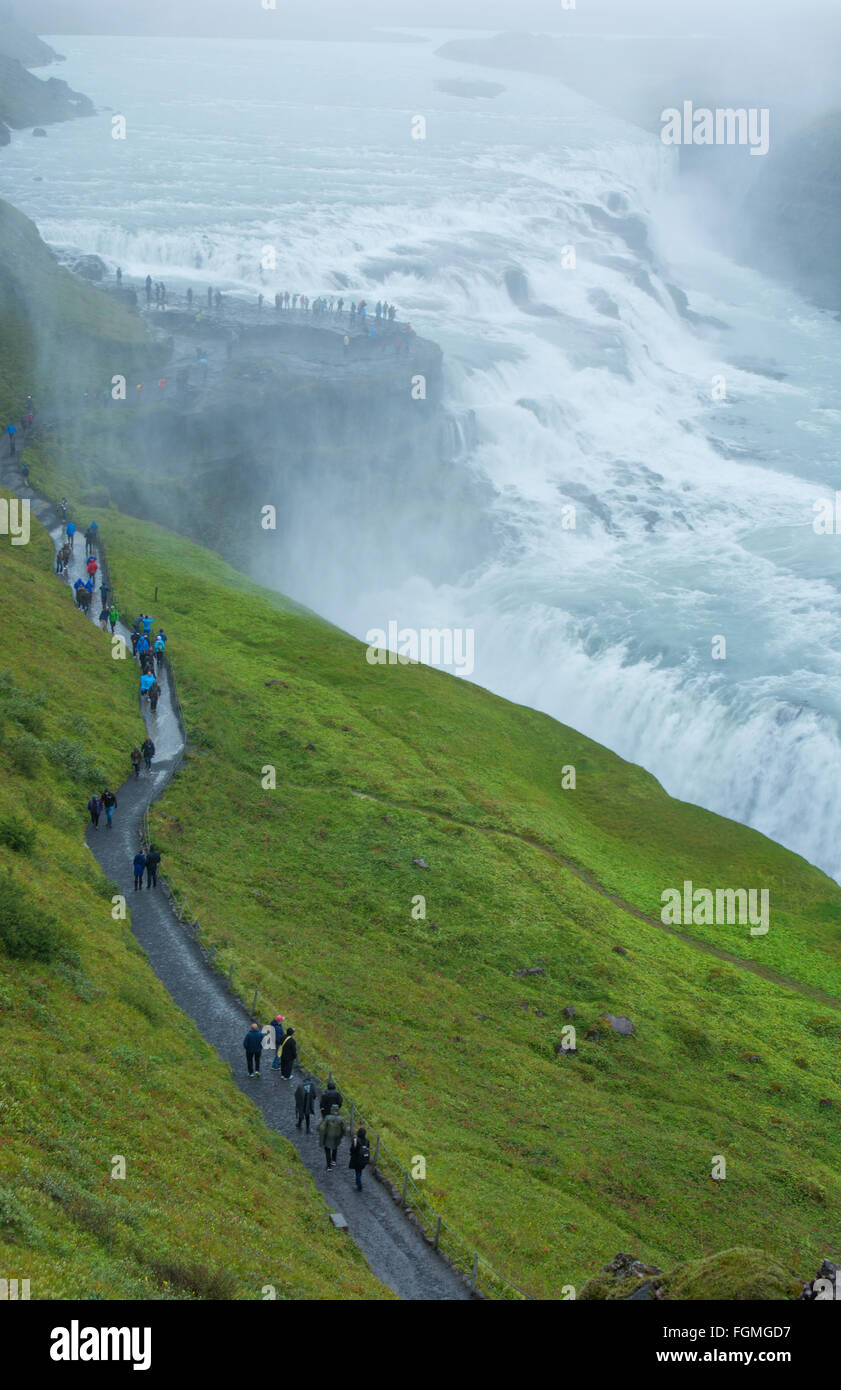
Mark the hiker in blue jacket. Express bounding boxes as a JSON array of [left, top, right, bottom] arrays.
[[140, 671, 155, 698], [6, 422, 16, 456], [142, 615, 153, 635], [133, 851, 146, 891], [65, 520, 76, 549], [136, 635, 150, 658], [244, 1022, 265, 1077]]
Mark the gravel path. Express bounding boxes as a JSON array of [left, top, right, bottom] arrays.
[[3, 464, 471, 1302]]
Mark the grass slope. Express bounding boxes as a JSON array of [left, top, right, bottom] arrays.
[[0, 494, 388, 1300], [0, 198, 159, 427], [81, 507, 841, 1299]]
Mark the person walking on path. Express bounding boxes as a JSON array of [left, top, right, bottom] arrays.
[[133, 851, 146, 891], [295, 1075, 318, 1133], [99, 604, 110, 632], [140, 671, 155, 700], [85, 521, 98, 556], [320, 1074, 343, 1117], [244, 1022, 265, 1078], [87, 793, 102, 830], [148, 680, 161, 714], [101, 788, 117, 829], [141, 737, 155, 772], [348, 1127, 370, 1191], [272, 1025, 297, 1078], [6, 423, 16, 456], [65, 520, 76, 550], [142, 614, 153, 636], [109, 604, 119, 635], [145, 845, 161, 889], [130, 746, 142, 778], [317, 1105, 347, 1171], [154, 634, 166, 668]]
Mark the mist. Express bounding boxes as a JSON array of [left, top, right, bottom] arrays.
[[3, 2, 841, 883]]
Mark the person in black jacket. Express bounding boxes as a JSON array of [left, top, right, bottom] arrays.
[[294, 1075, 318, 1132], [348, 1127, 370, 1191], [320, 1074, 343, 1117], [243, 1022, 265, 1077], [273, 1026, 297, 1079], [145, 845, 161, 889]]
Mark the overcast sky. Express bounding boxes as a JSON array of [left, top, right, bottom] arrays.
[[10, 0, 841, 38]]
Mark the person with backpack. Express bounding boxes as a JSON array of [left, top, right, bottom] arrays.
[[348, 1127, 370, 1191], [140, 671, 155, 700], [109, 604, 119, 634], [130, 630, 140, 657], [130, 746, 142, 778], [243, 1021, 265, 1078], [86, 556, 98, 579], [101, 788, 117, 829], [317, 1105, 347, 1171], [59, 498, 68, 521], [320, 1074, 343, 1117], [141, 737, 155, 772], [65, 520, 76, 549], [87, 793, 102, 830], [99, 604, 110, 632], [149, 680, 161, 714], [136, 634, 150, 659], [294, 1075, 318, 1133], [154, 635, 166, 668], [145, 845, 161, 889], [272, 1026, 297, 1078], [132, 850, 146, 890]]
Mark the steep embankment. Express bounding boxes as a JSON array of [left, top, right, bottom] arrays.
[[63, 506, 839, 1301], [0, 199, 158, 423], [0, 492, 389, 1300]]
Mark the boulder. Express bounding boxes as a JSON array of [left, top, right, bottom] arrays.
[[32, 127, 47, 137], [562, 1005, 576, 1018], [412, 857, 429, 869], [73, 254, 106, 282], [603, 1013, 635, 1036], [612, 945, 629, 956], [513, 966, 545, 978]]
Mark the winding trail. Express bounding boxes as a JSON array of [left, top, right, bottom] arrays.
[[3, 464, 470, 1302]]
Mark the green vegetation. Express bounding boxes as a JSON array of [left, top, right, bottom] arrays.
[[580, 1247, 802, 1300], [0, 197, 158, 427], [0, 497, 388, 1300], [73, 507, 839, 1300]]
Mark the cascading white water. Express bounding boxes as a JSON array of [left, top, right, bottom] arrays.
[[3, 31, 841, 877]]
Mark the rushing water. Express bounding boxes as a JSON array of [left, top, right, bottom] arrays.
[[3, 32, 841, 878]]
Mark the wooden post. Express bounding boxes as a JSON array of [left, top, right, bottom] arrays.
[[154, 586, 158, 601], [251, 988, 258, 1016], [401, 1170, 409, 1204], [228, 964, 234, 987], [373, 1134, 380, 1166], [471, 1252, 478, 1292], [350, 1103, 355, 1132], [433, 1215, 441, 1251]]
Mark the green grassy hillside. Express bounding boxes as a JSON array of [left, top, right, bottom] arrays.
[[0, 198, 159, 426], [0, 494, 388, 1300], [69, 506, 840, 1299]]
